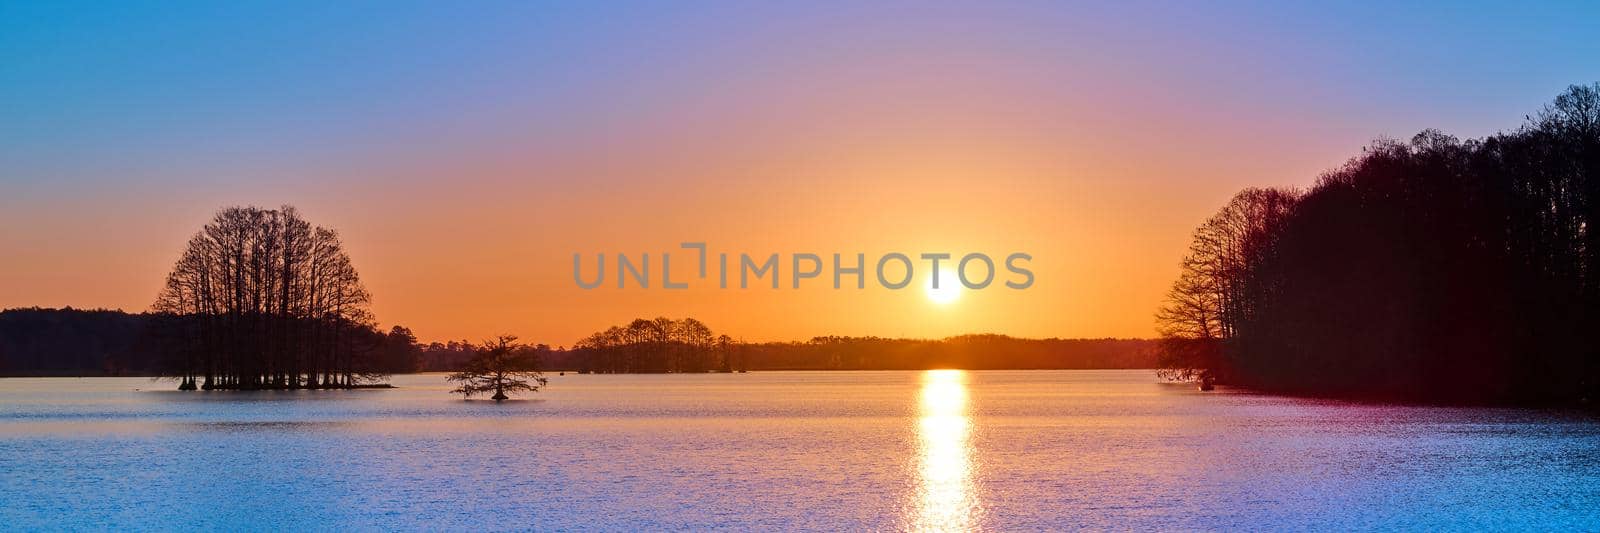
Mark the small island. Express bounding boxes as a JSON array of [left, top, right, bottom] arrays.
[[149, 206, 393, 390], [447, 335, 548, 401]]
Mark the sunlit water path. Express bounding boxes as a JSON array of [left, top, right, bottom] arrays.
[[3, 370, 1600, 530], [913, 369, 978, 531]]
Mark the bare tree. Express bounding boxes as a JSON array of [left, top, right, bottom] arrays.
[[448, 335, 549, 401]]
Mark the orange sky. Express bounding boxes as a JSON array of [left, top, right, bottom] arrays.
[[0, 102, 1344, 344], [4, 3, 1590, 344]]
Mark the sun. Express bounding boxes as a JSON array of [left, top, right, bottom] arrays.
[[926, 268, 962, 305]]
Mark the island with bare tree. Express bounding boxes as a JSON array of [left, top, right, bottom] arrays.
[[447, 335, 549, 401], [150, 206, 394, 390]]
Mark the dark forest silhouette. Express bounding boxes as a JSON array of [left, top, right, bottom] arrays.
[[1158, 83, 1600, 405]]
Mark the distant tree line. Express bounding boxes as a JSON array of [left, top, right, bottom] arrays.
[[555, 321, 1154, 372], [416, 338, 556, 372], [1, 308, 1157, 376], [415, 340, 482, 372], [0, 307, 159, 376], [734, 335, 1155, 370], [1158, 83, 1600, 405], [569, 317, 736, 373], [357, 328, 1160, 373]]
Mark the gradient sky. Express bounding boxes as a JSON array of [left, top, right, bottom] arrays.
[[3, 1, 1598, 344]]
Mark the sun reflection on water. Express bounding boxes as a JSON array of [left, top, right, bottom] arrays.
[[913, 369, 980, 531]]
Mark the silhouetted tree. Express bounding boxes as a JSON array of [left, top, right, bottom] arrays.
[[447, 335, 548, 401]]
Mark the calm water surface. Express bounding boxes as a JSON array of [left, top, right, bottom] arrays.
[[3, 370, 1599, 531]]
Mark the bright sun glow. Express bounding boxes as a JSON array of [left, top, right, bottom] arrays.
[[925, 269, 962, 305]]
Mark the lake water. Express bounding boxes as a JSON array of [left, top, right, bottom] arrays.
[[2, 370, 1598, 531]]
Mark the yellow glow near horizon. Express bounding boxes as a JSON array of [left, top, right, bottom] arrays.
[[925, 269, 962, 306], [913, 369, 979, 530]]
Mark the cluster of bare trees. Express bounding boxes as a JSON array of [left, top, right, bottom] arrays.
[[570, 317, 736, 373], [1155, 188, 1298, 382], [152, 206, 384, 389], [1158, 83, 1600, 404]]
